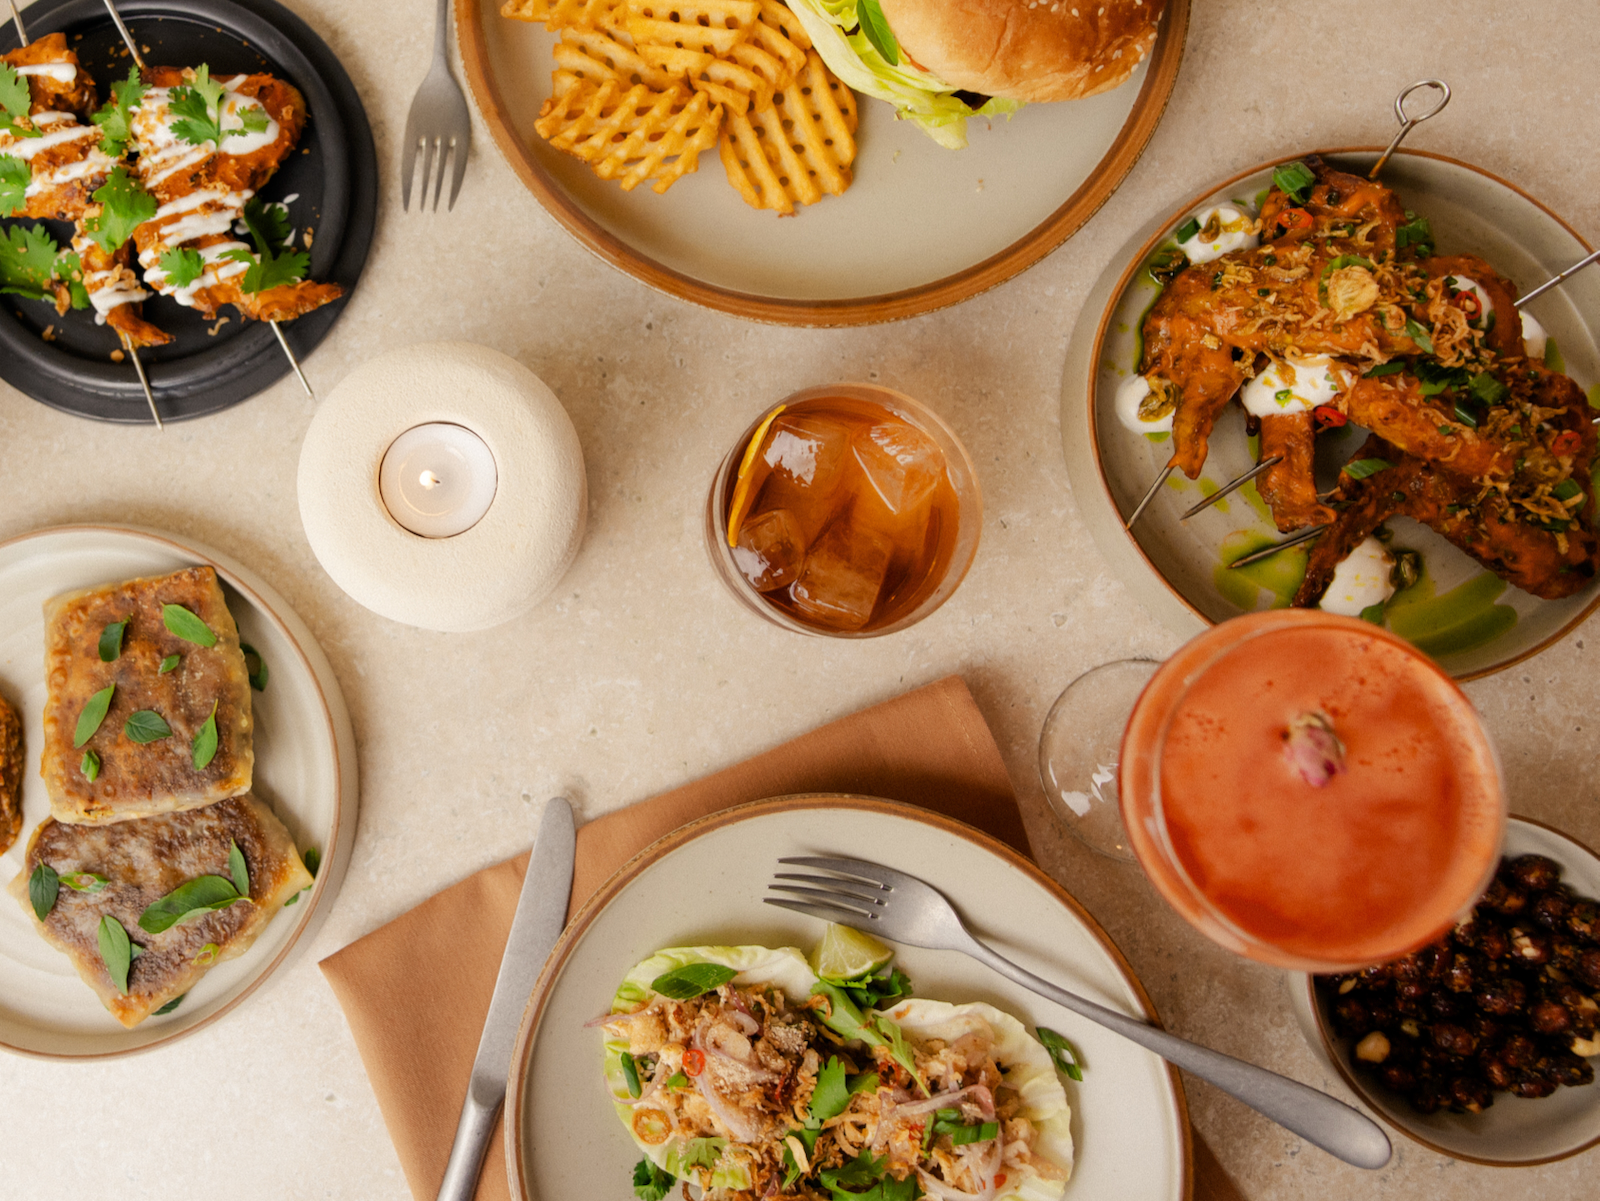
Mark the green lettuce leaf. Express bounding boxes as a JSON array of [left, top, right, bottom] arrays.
[[782, 0, 1022, 150]]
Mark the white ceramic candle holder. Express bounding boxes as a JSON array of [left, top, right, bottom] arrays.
[[297, 342, 587, 632]]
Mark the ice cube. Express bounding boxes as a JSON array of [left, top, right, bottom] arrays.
[[851, 422, 944, 516], [790, 518, 893, 631], [732, 508, 805, 592], [763, 413, 851, 488]]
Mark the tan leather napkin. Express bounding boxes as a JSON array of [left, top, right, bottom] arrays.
[[320, 676, 1210, 1201]]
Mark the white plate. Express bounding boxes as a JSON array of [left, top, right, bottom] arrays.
[[0, 525, 358, 1059], [1060, 149, 1600, 680], [1291, 816, 1600, 1166], [458, 1, 1188, 323], [506, 796, 1192, 1201]]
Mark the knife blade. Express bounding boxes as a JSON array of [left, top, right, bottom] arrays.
[[436, 796, 576, 1201]]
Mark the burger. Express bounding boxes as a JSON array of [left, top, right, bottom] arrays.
[[783, 0, 1167, 148]]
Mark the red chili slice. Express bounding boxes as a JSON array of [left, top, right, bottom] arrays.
[[1453, 290, 1482, 320], [1273, 207, 1313, 236], [1551, 430, 1582, 456], [1313, 405, 1348, 428], [683, 1048, 706, 1077]]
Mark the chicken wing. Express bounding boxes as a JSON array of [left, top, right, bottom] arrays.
[[1256, 411, 1334, 531]]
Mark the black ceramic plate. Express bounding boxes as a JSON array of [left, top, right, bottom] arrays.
[[0, 0, 376, 422]]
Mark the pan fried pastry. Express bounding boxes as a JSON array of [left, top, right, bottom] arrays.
[[9, 794, 311, 1027], [42, 566, 253, 825], [0, 696, 20, 857]]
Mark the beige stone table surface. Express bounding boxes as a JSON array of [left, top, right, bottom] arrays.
[[2, 0, 1598, 1196]]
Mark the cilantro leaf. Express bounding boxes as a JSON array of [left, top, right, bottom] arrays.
[[53, 251, 91, 309], [91, 67, 150, 157], [631, 1158, 674, 1201], [222, 197, 308, 293], [160, 246, 206, 289], [0, 152, 29, 216], [168, 64, 269, 147], [0, 223, 62, 300], [820, 1150, 886, 1192], [83, 167, 157, 253], [869, 1014, 924, 1094], [0, 63, 40, 139], [782, 1127, 822, 1188], [810, 1056, 853, 1123]]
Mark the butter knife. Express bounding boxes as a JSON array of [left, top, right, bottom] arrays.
[[436, 796, 576, 1201]]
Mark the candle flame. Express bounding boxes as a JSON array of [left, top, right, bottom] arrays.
[[419, 470, 441, 489]]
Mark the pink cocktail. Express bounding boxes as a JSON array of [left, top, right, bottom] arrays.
[[1120, 610, 1506, 972]]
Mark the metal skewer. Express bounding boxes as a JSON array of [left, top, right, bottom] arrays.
[[100, 0, 316, 400], [1369, 80, 1450, 180], [1516, 248, 1600, 309], [1179, 455, 1282, 520], [1228, 524, 1326, 569], [8, 0, 27, 44], [1125, 464, 1174, 529]]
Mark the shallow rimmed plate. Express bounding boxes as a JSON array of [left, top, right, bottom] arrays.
[[506, 795, 1192, 1201], [1060, 148, 1600, 680], [0, 524, 358, 1058], [458, 1, 1187, 325], [1291, 815, 1600, 1166]]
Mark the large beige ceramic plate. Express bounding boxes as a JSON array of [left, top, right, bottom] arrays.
[[1291, 816, 1600, 1166], [459, 1, 1187, 325], [1061, 148, 1600, 680], [0, 525, 359, 1058], [506, 795, 1192, 1201]]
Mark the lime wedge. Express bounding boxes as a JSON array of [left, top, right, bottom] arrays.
[[811, 923, 893, 982]]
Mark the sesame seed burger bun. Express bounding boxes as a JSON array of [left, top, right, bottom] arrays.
[[875, 0, 1166, 104]]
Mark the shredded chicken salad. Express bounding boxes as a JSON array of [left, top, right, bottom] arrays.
[[599, 941, 1077, 1201]]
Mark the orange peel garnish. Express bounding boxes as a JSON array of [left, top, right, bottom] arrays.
[[725, 403, 785, 547]]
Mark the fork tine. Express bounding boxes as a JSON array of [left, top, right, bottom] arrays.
[[763, 897, 879, 927], [419, 136, 438, 212], [778, 856, 908, 887], [430, 140, 449, 211], [774, 873, 887, 902], [768, 884, 879, 913], [401, 131, 418, 211], [447, 134, 468, 210]]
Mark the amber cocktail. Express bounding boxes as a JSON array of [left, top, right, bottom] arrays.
[[706, 385, 981, 636], [1120, 609, 1506, 972]]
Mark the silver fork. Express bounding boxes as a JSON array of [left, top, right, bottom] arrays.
[[402, 0, 472, 210], [767, 855, 1392, 1170]]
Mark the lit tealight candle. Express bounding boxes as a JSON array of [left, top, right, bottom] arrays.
[[379, 423, 498, 538]]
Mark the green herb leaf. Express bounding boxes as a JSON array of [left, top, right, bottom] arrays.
[[0, 153, 28, 216], [620, 1051, 642, 1098], [1438, 424, 1455, 436], [810, 1056, 853, 1123], [228, 838, 250, 897], [74, 684, 115, 748], [1271, 160, 1316, 204], [124, 709, 172, 744], [664, 1070, 689, 1089], [943, 1118, 1000, 1146], [240, 643, 268, 690], [1175, 217, 1200, 242], [834, 966, 912, 1011], [1452, 401, 1479, 429], [222, 197, 309, 294], [161, 603, 217, 646], [153, 993, 186, 1015], [52, 249, 90, 309], [83, 167, 156, 254], [855, 0, 900, 66], [1554, 478, 1583, 502], [1344, 458, 1395, 481], [1404, 317, 1435, 355], [138, 873, 245, 933], [0, 62, 39, 139], [193, 701, 219, 770], [819, 1149, 886, 1193], [0, 222, 61, 300], [240, 105, 269, 134], [159, 654, 180, 674], [81, 749, 101, 780], [28, 863, 59, 921], [869, 1013, 923, 1094], [167, 64, 266, 147], [1396, 211, 1435, 258], [90, 66, 149, 156], [1359, 602, 1387, 625], [1468, 371, 1509, 407], [1274, 388, 1294, 407], [159, 246, 206, 289], [651, 962, 738, 999], [99, 915, 136, 994], [98, 620, 127, 662], [632, 1158, 675, 1201], [1037, 1026, 1084, 1081], [60, 871, 110, 893], [1363, 361, 1406, 378], [304, 846, 321, 877]]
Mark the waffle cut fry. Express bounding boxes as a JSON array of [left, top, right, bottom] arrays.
[[508, 0, 857, 208], [719, 50, 857, 215]]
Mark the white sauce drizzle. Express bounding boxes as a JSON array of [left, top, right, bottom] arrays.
[[0, 116, 100, 161], [137, 186, 255, 306], [70, 231, 151, 320], [15, 63, 78, 83]]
